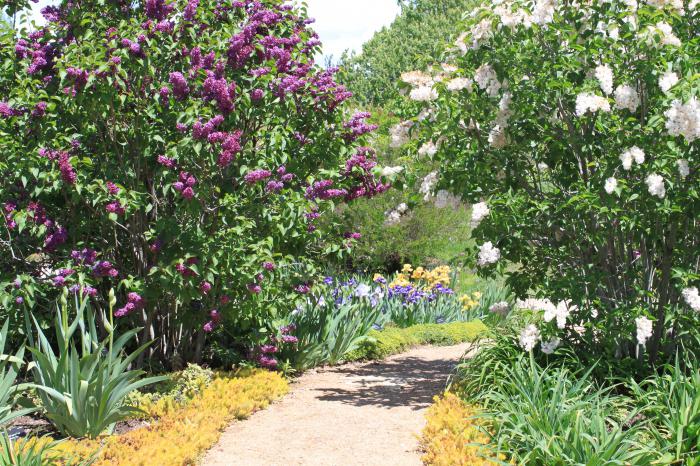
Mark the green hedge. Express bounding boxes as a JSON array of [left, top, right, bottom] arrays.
[[345, 320, 487, 361]]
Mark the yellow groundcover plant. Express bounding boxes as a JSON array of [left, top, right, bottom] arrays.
[[421, 392, 504, 466], [22, 368, 288, 465]]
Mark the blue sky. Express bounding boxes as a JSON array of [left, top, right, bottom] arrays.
[[301, 0, 400, 59], [27, 0, 400, 59]]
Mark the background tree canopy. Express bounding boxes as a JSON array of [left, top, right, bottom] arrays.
[[338, 0, 471, 106]]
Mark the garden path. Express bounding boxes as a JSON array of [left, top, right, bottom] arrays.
[[202, 342, 473, 466]]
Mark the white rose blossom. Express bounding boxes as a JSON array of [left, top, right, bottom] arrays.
[[665, 97, 700, 143], [659, 71, 679, 93], [594, 64, 614, 95], [635, 316, 653, 346], [614, 84, 640, 112], [419, 171, 439, 201], [489, 301, 510, 316], [381, 166, 404, 177], [471, 201, 490, 227], [575, 92, 611, 116], [409, 85, 438, 102], [389, 121, 413, 148], [418, 141, 438, 158], [604, 177, 618, 194], [645, 173, 666, 199], [682, 287, 700, 311], [477, 241, 501, 266], [620, 146, 645, 170], [519, 324, 541, 351], [446, 77, 473, 92]]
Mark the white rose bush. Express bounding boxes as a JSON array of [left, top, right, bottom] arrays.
[[395, 0, 699, 365]]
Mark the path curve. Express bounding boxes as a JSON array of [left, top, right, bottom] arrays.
[[202, 342, 473, 466]]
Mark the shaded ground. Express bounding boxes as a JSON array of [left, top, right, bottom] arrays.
[[202, 342, 473, 466]]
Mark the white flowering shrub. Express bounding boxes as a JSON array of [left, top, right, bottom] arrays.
[[398, 0, 700, 363]]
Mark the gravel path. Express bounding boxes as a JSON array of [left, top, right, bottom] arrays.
[[202, 342, 473, 466]]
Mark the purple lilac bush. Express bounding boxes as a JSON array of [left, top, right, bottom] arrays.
[[0, 0, 389, 364]]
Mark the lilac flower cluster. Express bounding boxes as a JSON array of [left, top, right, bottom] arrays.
[[183, 0, 199, 21], [175, 257, 199, 277], [256, 323, 298, 369], [168, 72, 189, 100], [52, 268, 74, 287], [93, 260, 119, 278], [342, 148, 391, 202], [343, 112, 378, 142], [16, 33, 57, 76], [106, 200, 125, 215], [173, 171, 197, 199], [144, 0, 174, 21], [214, 130, 242, 167], [192, 114, 224, 139], [157, 155, 176, 168], [203, 308, 222, 333], [38, 148, 76, 185], [44, 225, 67, 252], [32, 102, 47, 118], [65, 67, 89, 91], [199, 280, 212, 295], [202, 72, 236, 113], [304, 180, 346, 200], [115, 292, 145, 317], [71, 248, 97, 265], [3, 202, 16, 229], [244, 169, 272, 184], [0, 102, 22, 118]]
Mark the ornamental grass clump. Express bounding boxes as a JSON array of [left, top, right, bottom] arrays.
[[28, 292, 166, 439], [0, 0, 388, 367], [394, 0, 700, 367], [478, 357, 652, 464]]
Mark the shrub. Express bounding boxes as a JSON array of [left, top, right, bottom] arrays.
[[28, 294, 165, 438], [345, 320, 487, 361], [0, 0, 388, 366], [420, 392, 501, 466], [48, 369, 288, 466], [395, 0, 700, 366]]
